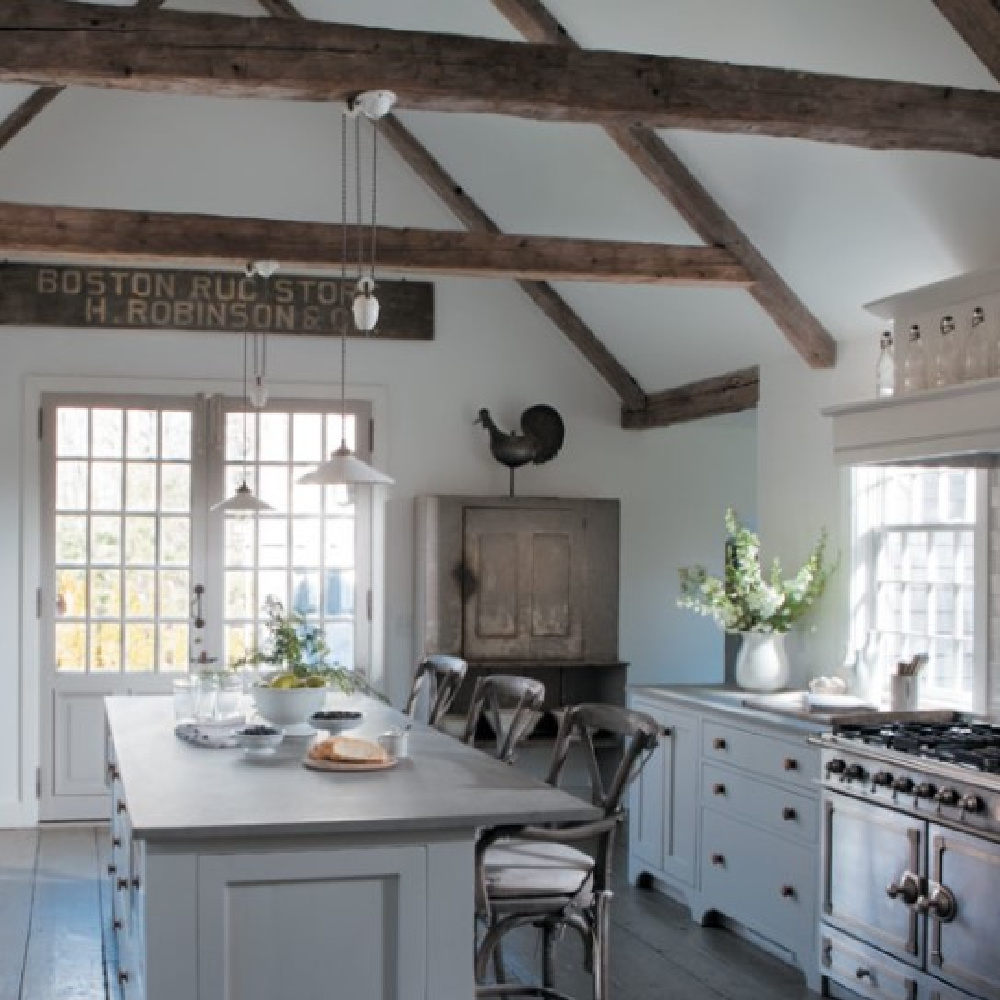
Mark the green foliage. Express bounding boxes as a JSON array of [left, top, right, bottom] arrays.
[[677, 509, 832, 634], [235, 597, 378, 696]]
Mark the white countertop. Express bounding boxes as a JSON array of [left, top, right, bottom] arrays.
[[107, 696, 599, 842]]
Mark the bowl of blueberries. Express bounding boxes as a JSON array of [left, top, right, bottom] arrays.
[[233, 724, 284, 755], [308, 710, 364, 736]]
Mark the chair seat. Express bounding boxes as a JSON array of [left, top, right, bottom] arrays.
[[484, 839, 594, 900]]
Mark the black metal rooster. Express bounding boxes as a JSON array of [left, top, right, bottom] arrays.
[[475, 404, 565, 496]]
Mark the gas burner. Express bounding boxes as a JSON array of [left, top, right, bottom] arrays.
[[835, 716, 1000, 767]]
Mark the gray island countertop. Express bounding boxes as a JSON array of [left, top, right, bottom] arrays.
[[106, 695, 599, 842]]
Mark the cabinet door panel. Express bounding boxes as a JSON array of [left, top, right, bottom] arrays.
[[629, 699, 665, 872], [463, 507, 585, 660]]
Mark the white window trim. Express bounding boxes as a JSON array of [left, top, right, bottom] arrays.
[[848, 466, 988, 714], [19, 374, 390, 825]]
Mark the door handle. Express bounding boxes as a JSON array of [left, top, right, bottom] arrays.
[[915, 883, 958, 923]]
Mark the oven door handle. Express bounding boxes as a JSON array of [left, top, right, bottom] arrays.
[[914, 882, 957, 923], [885, 871, 921, 907]]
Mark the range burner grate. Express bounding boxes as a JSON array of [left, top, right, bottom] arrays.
[[836, 719, 1000, 770]]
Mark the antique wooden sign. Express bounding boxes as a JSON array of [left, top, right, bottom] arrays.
[[0, 263, 434, 339]]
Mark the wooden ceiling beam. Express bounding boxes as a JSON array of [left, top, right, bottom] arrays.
[[0, 0, 166, 154], [0, 201, 751, 286], [492, 0, 837, 370], [621, 367, 760, 429], [5, 2, 1000, 157], [931, 0, 1000, 82]]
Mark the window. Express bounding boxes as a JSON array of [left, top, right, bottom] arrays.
[[45, 394, 374, 679], [849, 465, 986, 710]]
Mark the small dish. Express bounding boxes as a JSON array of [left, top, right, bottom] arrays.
[[233, 725, 284, 754], [308, 710, 364, 735]]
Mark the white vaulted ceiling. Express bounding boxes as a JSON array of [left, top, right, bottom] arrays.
[[2, 0, 1000, 393]]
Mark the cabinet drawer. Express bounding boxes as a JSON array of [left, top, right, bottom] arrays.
[[701, 808, 815, 952], [821, 926, 918, 1000], [702, 762, 818, 844], [703, 719, 818, 789]]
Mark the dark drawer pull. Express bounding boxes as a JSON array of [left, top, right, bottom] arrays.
[[712, 783, 726, 796], [780, 884, 796, 899], [118, 971, 130, 986], [113, 919, 123, 931], [783, 757, 798, 771], [117, 878, 129, 891], [855, 968, 872, 981], [131, 877, 141, 891], [782, 807, 797, 821], [710, 853, 725, 867], [712, 738, 727, 751], [112, 837, 122, 848], [116, 801, 127, 814], [107, 864, 117, 875], [107, 764, 119, 781]]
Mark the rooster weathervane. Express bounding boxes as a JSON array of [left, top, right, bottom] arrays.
[[475, 404, 565, 497]]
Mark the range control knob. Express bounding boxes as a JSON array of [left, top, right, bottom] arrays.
[[872, 771, 894, 788], [893, 777, 915, 795], [845, 764, 868, 782], [936, 788, 961, 807], [826, 759, 847, 776], [962, 794, 985, 814], [916, 782, 938, 800]]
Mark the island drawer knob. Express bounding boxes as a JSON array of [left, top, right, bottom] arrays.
[[780, 885, 796, 899], [113, 919, 123, 931], [116, 801, 127, 814], [107, 864, 117, 875], [712, 783, 726, 796], [112, 837, 122, 848], [131, 877, 141, 891], [784, 757, 798, 771], [117, 878, 129, 891], [118, 971, 130, 986], [711, 853, 725, 867], [712, 738, 727, 751], [782, 807, 797, 821]]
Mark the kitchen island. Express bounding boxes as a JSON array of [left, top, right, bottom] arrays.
[[106, 696, 598, 1000]]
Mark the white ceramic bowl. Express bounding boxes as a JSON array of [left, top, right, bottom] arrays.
[[251, 684, 328, 728]]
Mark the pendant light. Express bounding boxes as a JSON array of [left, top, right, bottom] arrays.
[[246, 260, 280, 409], [212, 266, 275, 513], [297, 92, 396, 488]]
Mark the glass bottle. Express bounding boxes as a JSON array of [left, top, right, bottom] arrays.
[[901, 323, 927, 394], [875, 330, 895, 398], [963, 306, 989, 381], [930, 314, 959, 388]]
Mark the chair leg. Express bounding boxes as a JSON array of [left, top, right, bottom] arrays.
[[592, 891, 612, 1000], [492, 923, 507, 984], [541, 920, 556, 988]]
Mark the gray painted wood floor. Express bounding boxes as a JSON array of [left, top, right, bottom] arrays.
[[0, 826, 819, 999]]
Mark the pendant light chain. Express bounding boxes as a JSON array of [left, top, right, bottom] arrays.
[[339, 110, 350, 451], [369, 119, 379, 284]]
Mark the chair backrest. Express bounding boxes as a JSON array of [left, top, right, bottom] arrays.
[[546, 703, 661, 889], [460, 674, 545, 763], [404, 654, 468, 727]]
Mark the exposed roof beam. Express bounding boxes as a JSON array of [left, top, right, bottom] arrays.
[[621, 367, 760, 429], [5, 2, 1000, 157], [377, 116, 648, 409], [493, 0, 837, 370], [932, 1, 1000, 82], [0, 0, 167, 153], [0, 201, 751, 286]]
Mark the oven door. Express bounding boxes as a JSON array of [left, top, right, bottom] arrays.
[[822, 791, 924, 966], [927, 823, 1000, 1000]]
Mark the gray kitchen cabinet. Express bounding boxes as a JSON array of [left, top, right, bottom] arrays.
[[628, 693, 699, 888], [628, 686, 824, 992]]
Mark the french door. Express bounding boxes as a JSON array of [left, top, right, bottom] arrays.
[[40, 392, 373, 820]]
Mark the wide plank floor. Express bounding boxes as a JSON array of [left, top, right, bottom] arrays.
[[0, 826, 818, 999]]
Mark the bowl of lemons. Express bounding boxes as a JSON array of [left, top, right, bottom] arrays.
[[250, 671, 330, 731]]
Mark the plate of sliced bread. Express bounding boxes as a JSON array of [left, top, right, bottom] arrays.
[[303, 735, 397, 772]]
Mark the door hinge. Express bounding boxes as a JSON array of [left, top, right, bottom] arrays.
[[367, 589, 373, 622], [36, 588, 42, 619], [369, 417, 375, 453], [37, 407, 43, 440], [35, 766, 41, 799]]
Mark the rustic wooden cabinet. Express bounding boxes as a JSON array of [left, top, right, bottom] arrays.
[[414, 496, 623, 717]]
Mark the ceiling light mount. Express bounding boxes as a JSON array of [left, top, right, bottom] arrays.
[[348, 89, 397, 121]]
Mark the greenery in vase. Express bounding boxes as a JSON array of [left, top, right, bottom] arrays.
[[235, 596, 380, 696], [677, 508, 832, 634]]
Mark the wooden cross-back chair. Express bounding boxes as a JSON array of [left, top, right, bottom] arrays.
[[403, 654, 468, 728], [474, 703, 662, 1000], [461, 674, 546, 764]]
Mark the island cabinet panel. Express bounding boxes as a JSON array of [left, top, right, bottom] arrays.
[[627, 687, 824, 992], [198, 847, 428, 1000]]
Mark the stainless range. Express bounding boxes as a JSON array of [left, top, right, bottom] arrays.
[[817, 714, 1000, 1000]]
